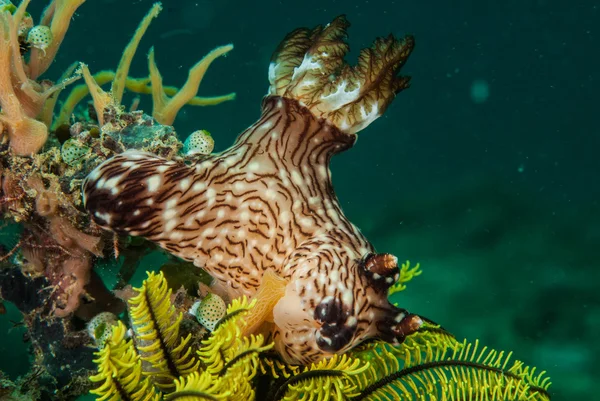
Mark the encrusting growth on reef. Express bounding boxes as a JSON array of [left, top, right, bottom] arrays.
[[0, 0, 235, 317], [0, 1, 235, 396]]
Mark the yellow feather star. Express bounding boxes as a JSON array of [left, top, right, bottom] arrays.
[[89, 271, 552, 401]]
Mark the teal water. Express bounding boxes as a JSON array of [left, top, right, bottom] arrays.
[[1, 0, 598, 400]]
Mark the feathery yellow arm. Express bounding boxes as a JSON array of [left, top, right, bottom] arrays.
[[89, 321, 160, 401], [129, 271, 200, 391]]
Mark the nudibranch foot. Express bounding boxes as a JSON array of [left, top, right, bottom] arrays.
[[269, 15, 414, 135]]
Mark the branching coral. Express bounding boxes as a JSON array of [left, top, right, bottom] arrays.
[[70, 2, 235, 128], [147, 43, 234, 126], [90, 269, 552, 401], [0, 0, 234, 155], [28, 0, 86, 80]]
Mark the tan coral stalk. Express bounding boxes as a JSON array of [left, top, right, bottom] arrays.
[[28, 0, 86, 80], [111, 2, 162, 105], [148, 44, 234, 125], [0, 14, 47, 155], [55, 71, 234, 129], [53, 70, 116, 128], [40, 62, 79, 127], [2, 6, 80, 122], [80, 63, 114, 126]]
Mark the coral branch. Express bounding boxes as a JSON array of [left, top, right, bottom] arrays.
[[111, 2, 162, 105], [53, 70, 116, 128], [148, 44, 234, 125], [80, 63, 114, 126], [54, 72, 232, 128], [40, 62, 79, 127], [0, 18, 48, 154], [28, 0, 86, 80]]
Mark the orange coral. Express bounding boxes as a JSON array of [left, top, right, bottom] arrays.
[[0, 0, 82, 156], [0, 11, 48, 156]]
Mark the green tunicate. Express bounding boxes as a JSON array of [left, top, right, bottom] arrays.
[[0, 2, 17, 14], [61, 138, 91, 166], [26, 25, 52, 53], [87, 312, 118, 348], [94, 322, 107, 341]]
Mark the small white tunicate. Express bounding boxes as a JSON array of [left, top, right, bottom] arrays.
[[27, 25, 52, 55], [183, 130, 214, 156]]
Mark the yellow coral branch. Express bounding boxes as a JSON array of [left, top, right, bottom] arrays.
[[79, 64, 114, 126], [111, 2, 162, 105], [54, 71, 232, 129], [40, 62, 80, 127], [148, 44, 234, 125], [53, 70, 115, 128]]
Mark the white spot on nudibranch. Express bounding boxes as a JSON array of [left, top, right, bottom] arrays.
[[164, 220, 177, 232], [146, 176, 161, 192], [179, 178, 190, 190], [164, 209, 177, 220]]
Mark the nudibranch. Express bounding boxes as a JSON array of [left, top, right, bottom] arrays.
[[83, 16, 422, 365]]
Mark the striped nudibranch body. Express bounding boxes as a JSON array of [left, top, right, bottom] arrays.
[[83, 16, 421, 365]]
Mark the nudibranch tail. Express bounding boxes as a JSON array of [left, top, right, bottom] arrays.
[[269, 15, 414, 134]]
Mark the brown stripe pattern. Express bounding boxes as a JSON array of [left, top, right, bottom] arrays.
[[84, 15, 420, 365]]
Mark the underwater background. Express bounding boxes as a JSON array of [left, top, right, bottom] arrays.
[[0, 0, 597, 400]]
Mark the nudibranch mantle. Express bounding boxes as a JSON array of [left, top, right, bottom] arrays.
[[83, 16, 420, 365]]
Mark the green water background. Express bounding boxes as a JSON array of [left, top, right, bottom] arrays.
[[1, 0, 598, 400]]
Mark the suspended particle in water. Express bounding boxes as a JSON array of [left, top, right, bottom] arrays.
[[470, 79, 490, 104]]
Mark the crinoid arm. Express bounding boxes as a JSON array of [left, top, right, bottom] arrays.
[[268, 15, 414, 134]]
